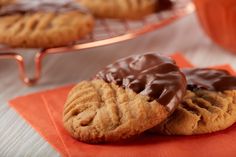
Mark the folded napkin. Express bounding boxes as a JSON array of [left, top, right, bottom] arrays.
[[9, 53, 236, 157]]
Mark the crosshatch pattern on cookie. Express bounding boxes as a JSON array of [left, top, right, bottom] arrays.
[[63, 80, 169, 143], [0, 2, 94, 48], [153, 67, 236, 135], [154, 90, 236, 135], [78, 0, 159, 19]]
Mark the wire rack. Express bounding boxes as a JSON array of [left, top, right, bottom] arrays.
[[0, 0, 195, 86]]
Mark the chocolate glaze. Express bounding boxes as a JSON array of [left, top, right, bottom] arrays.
[[95, 54, 187, 111], [157, 0, 173, 11], [182, 68, 236, 91], [0, 0, 88, 16]]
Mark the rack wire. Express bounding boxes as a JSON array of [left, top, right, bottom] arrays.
[[0, 0, 195, 85]]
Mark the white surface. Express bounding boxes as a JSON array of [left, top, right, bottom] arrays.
[[1, 13, 236, 157]]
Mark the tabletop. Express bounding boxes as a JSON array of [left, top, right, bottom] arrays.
[[1, 12, 236, 157]]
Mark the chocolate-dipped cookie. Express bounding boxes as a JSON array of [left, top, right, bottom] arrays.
[[0, 0, 94, 48], [63, 53, 186, 143], [152, 68, 236, 135]]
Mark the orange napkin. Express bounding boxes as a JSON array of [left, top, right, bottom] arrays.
[[9, 53, 236, 157], [9, 86, 73, 157]]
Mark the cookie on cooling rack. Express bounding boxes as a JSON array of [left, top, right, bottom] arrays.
[[0, 0, 14, 6], [151, 68, 236, 135], [0, 0, 94, 48], [63, 53, 187, 143], [78, 0, 172, 19]]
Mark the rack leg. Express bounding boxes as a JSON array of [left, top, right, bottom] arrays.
[[0, 51, 46, 86]]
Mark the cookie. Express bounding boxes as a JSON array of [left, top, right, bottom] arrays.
[[152, 68, 236, 135], [63, 53, 187, 143], [63, 80, 169, 143], [0, 0, 14, 6], [0, 0, 94, 48], [78, 0, 172, 19]]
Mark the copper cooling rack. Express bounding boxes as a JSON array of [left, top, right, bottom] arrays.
[[0, 0, 195, 86]]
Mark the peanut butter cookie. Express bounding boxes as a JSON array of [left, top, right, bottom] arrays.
[[0, 0, 94, 48], [63, 53, 187, 143], [78, 0, 160, 19], [152, 68, 236, 135], [0, 0, 14, 6], [63, 80, 169, 143]]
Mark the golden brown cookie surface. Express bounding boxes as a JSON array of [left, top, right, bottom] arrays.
[[152, 68, 236, 135], [153, 90, 236, 135], [63, 80, 169, 143], [78, 0, 159, 19], [0, 1, 94, 48], [0, 0, 14, 6]]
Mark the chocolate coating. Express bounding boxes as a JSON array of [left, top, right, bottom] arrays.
[[182, 68, 236, 91], [0, 0, 88, 16], [158, 0, 173, 11], [95, 53, 187, 111]]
